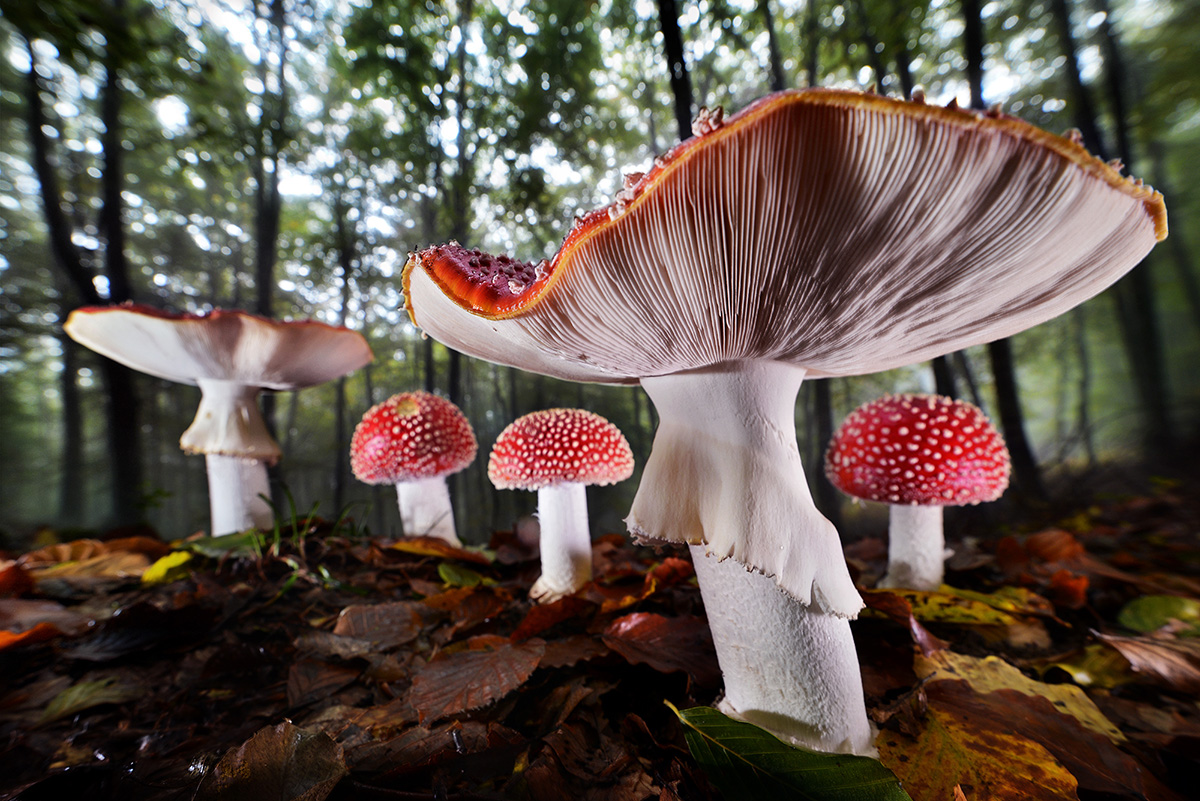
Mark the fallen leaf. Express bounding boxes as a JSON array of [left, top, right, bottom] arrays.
[[602, 612, 720, 687], [293, 631, 379, 661], [859, 591, 949, 656], [389, 536, 492, 565], [1024, 529, 1085, 562], [195, 721, 347, 801], [0, 561, 34, 597], [1096, 631, 1200, 694], [914, 650, 1125, 742], [288, 660, 363, 708], [408, 636, 545, 723], [538, 634, 611, 669], [877, 692, 1078, 801], [0, 621, 66, 652], [1117, 595, 1200, 634], [1045, 643, 1138, 689], [671, 703, 911, 801], [437, 561, 492, 588], [1046, 569, 1089, 609], [140, 551, 193, 586], [332, 601, 426, 649], [422, 586, 509, 636], [62, 601, 217, 662], [511, 596, 594, 641], [39, 677, 141, 724]]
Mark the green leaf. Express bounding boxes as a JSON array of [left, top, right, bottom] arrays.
[[437, 561, 492, 588], [1117, 595, 1200, 634], [668, 702, 912, 801]]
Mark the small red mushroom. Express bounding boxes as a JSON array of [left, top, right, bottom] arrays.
[[488, 408, 634, 603], [350, 391, 477, 545], [825, 393, 1010, 589]]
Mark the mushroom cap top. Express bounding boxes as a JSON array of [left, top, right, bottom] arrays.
[[825, 393, 1010, 506], [63, 303, 373, 390], [350, 391, 478, 484], [488, 408, 634, 491], [403, 88, 1166, 384]]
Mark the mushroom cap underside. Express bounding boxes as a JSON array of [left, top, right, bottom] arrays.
[[64, 303, 373, 389], [404, 88, 1166, 384]]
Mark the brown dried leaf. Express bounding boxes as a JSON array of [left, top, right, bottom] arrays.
[[511, 596, 593, 641], [1024, 529, 1086, 563], [332, 600, 426, 649], [287, 660, 362, 708], [1097, 631, 1200, 694], [422, 586, 509, 636], [860, 590, 949, 656], [0, 561, 33, 597], [602, 612, 719, 687], [196, 720, 347, 801], [539, 634, 610, 669], [408, 635, 545, 723]]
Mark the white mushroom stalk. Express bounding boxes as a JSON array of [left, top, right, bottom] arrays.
[[64, 304, 373, 537], [401, 89, 1167, 753], [530, 483, 592, 603], [394, 476, 458, 542], [881, 505, 946, 590]]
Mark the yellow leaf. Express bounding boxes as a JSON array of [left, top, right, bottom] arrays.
[[915, 650, 1125, 743], [141, 551, 193, 586]]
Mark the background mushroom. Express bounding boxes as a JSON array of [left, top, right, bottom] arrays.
[[826, 394, 1011, 590], [349, 391, 477, 545], [401, 88, 1166, 753], [64, 304, 373, 537], [488, 408, 634, 603]]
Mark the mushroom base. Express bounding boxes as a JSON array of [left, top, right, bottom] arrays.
[[627, 360, 862, 617], [530, 482, 593, 604], [879, 504, 947, 591], [691, 545, 876, 755], [205, 454, 274, 536], [396, 477, 461, 545]]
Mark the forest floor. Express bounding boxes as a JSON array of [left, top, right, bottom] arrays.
[[1, 476, 1198, 800]]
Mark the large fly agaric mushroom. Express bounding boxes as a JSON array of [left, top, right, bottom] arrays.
[[401, 89, 1166, 753], [349, 391, 477, 544], [488, 408, 634, 603], [64, 304, 372, 537], [826, 394, 1010, 590]]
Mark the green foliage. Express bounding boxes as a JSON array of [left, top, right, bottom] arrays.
[[669, 703, 912, 801]]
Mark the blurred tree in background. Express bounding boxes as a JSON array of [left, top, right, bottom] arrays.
[[1, 0, 1197, 547]]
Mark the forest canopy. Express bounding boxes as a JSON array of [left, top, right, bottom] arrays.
[[1, 0, 1197, 545]]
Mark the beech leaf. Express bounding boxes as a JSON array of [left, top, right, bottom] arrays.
[[1096, 631, 1200, 693], [196, 721, 347, 801], [1117, 595, 1200, 634], [408, 636, 544, 723], [39, 677, 141, 724], [602, 612, 720, 687], [669, 703, 911, 801]]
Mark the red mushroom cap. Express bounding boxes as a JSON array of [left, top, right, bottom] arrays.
[[825, 394, 1010, 506], [488, 408, 634, 491], [350, 391, 477, 484]]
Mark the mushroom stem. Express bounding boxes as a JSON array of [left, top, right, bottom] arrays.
[[205, 454, 274, 536], [880, 504, 945, 590], [182, 380, 282, 462], [629, 360, 862, 615], [530, 482, 592, 603], [396, 476, 461, 545], [691, 546, 876, 755], [628, 360, 871, 753]]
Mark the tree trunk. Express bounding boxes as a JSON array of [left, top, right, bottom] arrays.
[[57, 328, 85, 526], [811, 379, 842, 529], [803, 0, 821, 86], [1145, 139, 1200, 328], [963, 0, 1044, 501], [758, 0, 786, 92], [656, 0, 694, 140], [851, 0, 888, 89], [1051, 0, 1171, 456], [932, 355, 957, 399]]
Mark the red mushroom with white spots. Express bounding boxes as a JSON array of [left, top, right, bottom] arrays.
[[826, 394, 1010, 590], [63, 304, 373, 537], [401, 89, 1166, 753], [350, 391, 477, 545], [488, 408, 634, 603]]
